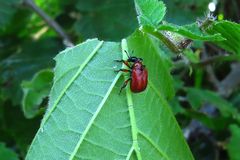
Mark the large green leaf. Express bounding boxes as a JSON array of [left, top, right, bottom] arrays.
[[26, 38, 193, 159], [227, 125, 240, 160], [207, 20, 240, 55], [22, 69, 54, 119], [74, 0, 137, 41]]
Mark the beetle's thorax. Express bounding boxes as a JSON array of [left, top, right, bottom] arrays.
[[133, 61, 144, 70]]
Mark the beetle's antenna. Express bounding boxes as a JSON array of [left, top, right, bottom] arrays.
[[131, 50, 134, 55], [124, 50, 130, 58]]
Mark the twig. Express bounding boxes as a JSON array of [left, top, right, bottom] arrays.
[[218, 63, 240, 97], [172, 54, 239, 70], [22, 0, 74, 47], [193, 54, 239, 67]]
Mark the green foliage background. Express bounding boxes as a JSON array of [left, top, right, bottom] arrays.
[[0, 0, 240, 159]]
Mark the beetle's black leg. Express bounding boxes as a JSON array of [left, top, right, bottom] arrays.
[[114, 60, 131, 68], [114, 69, 131, 73], [119, 78, 131, 94]]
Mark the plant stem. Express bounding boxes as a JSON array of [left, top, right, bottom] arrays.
[[173, 54, 239, 69], [218, 63, 240, 97], [23, 0, 74, 47], [194, 54, 240, 66], [202, 45, 220, 89], [121, 39, 142, 160]]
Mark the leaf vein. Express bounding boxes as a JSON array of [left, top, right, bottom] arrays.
[[68, 72, 122, 159], [126, 145, 134, 160], [41, 41, 104, 128], [138, 131, 170, 160]]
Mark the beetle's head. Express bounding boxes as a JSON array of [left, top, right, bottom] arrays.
[[128, 57, 143, 63]]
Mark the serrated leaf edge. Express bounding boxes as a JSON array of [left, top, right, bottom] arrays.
[[158, 24, 225, 41], [134, 0, 166, 27]]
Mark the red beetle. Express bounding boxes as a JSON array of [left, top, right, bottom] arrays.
[[115, 51, 148, 93]]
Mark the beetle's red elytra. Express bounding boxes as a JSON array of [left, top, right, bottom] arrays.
[[115, 51, 148, 93]]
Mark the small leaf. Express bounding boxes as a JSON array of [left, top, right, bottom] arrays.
[[207, 20, 240, 55], [135, 0, 166, 27], [158, 23, 225, 41], [0, 142, 19, 160], [21, 69, 54, 119], [227, 125, 240, 160]]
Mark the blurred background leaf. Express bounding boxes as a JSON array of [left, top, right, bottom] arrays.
[[22, 69, 53, 118], [0, 142, 19, 160], [186, 88, 239, 119], [227, 125, 240, 160], [74, 0, 137, 41], [0, 0, 21, 31], [207, 21, 240, 55], [0, 38, 62, 105], [0, 101, 40, 157], [163, 0, 211, 24]]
